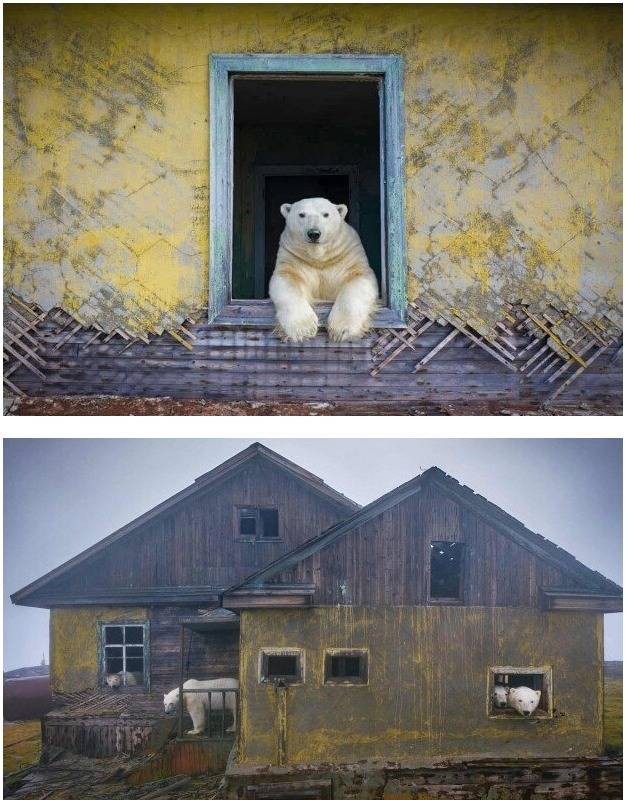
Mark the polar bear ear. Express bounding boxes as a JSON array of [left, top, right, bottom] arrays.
[[280, 203, 292, 219], [534, 690, 541, 701], [336, 204, 348, 220]]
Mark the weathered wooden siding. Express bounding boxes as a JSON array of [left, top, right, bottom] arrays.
[[226, 757, 623, 800], [268, 484, 585, 606], [7, 319, 621, 411], [149, 606, 239, 690], [34, 459, 352, 602], [238, 607, 604, 764]]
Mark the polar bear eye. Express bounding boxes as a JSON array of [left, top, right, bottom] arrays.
[[298, 213, 305, 218], [323, 213, 329, 218]]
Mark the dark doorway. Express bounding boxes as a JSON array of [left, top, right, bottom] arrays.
[[232, 77, 381, 300], [262, 173, 350, 297]]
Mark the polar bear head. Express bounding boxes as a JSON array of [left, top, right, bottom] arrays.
[[508, 686, 541, 717], [280, 197, 348, 245], [163, 687, 180, 714], [105, 673, 122, 689], [492, 684, 509, 708]]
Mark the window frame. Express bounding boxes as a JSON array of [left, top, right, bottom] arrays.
[[258, 647, 305, 686], [98, 620, 150, 690], [209, 54, 406, 329], [428, 540, 466, 604], [235, 505, 281, 541], [323, 648, 369, 686], [487, 665, 553, 720]]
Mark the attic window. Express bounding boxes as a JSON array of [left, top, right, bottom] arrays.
[[324, 649, 368, 685], [237, 507, 280, 540], [101, 623, 147, 687], [259, 648, 303, 685], [429, 541, 464, 601], [488, 666, 552, 719]]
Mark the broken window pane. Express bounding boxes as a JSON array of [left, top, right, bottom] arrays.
[[430, 541, 464, 599], [260, 508, 279, 538], [267, 655, 298, 678]]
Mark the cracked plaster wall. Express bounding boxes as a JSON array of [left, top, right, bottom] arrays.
[[4, 4, 622, 337]]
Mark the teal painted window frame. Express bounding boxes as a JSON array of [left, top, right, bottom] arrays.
[[209, 54, 406, 328]]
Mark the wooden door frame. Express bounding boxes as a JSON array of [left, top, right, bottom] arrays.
[[209, 54, 406, 329]]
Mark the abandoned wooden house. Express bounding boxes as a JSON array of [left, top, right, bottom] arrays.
[[4, 4, 622, 413], [11, 444, 623, 795]]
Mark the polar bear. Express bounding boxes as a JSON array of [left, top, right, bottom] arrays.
[[163, 678, 238, 735], [105, 671, 138, 688], [492, 684, 509, 709], [508, 686, 541, 717], [269, 197, 379, 342]]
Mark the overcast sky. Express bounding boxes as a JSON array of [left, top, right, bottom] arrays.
[[4, 438, 622, 670]]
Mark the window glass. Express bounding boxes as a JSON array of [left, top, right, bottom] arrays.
[[103, 624, 146, 686]]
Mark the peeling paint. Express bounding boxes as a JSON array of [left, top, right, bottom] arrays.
[[3, 4, 622, 337]]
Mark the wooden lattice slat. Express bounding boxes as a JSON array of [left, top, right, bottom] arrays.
[[370, 291, 622, 403]]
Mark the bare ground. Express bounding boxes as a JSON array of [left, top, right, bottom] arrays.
[[5, 395, 617, 416]]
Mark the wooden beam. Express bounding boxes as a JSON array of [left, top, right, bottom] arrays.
[[542, 592, 622, 613], [223, 594, 312, 608]]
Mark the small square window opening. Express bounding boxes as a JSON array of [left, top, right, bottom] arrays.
[[324, 649, 368, 685], [489, 667, 552, 719], [259, 649, 304, 685], [237, 507, 280, 540], [430, 541, 464, 600]]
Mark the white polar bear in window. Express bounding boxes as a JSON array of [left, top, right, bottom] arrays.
[[269, 197, 379, 342]]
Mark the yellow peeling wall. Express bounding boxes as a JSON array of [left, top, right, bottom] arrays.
[[4, 4, 622, 337], [239, 606, 603, 765], [49, 606, 147, 693]]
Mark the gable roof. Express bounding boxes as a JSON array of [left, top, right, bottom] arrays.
[[225, 466, 622, 597], [11, 443, 359, 607]]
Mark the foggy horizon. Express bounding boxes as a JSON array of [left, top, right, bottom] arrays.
[[4, 438, 622, 671]]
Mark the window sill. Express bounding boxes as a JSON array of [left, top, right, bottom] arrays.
[[427, 597, 464, 605], [488, 709, 552, 720], [210, 301, 406, 330], [237, 537, 284, 543]]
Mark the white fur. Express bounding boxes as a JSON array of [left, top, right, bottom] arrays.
[[492, 684, 509, 709], [508, 686, 541, 717], [105, 671, 138, 688], [269, 197, 379, 342], [163, 678, 239, 735]]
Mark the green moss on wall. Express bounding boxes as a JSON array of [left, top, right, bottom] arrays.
[[239, 606, 603, 765], [50, 606, 147, 693]]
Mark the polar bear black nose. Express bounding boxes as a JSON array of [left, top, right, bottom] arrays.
[[307, 229, 321, 242]]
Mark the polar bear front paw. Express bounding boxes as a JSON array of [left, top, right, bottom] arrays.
[[328, 311, 370, 342], [277, 308, 319, 342], [185, 728, 204, 735]]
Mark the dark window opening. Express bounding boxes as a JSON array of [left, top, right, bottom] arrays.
[[232, 78, 382, 301], [260, 650, 303, 685], [102, 624, 146, 687], [430, 541, 464, 600], [238, 507, 280, 540], [324, 650, 368, 684], [490, 668, 551, 718]]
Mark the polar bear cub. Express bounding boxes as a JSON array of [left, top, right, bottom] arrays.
[[269, 197, 379, 342], [508, 686, 541, 717], [105, 671, 138, 688], [492, 684, 509, 709], [163, 678, 239, 735]]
